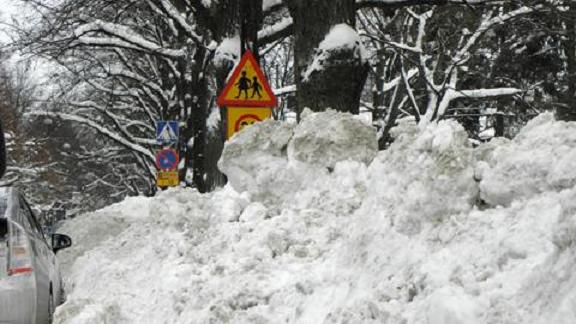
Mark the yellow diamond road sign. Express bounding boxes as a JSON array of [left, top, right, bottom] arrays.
[[227, 107, 272, 139]]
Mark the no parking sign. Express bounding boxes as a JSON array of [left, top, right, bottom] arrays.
[[156, 148, 179, 171]]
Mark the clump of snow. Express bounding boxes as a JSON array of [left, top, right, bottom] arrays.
[[218, 119, 296, 204], [303, 24, 368, 81], [288, 109, 378, 169], [213, 36, 240, 69], [206, 107, 221, 133], [319, 24, 365, 54], [363, 119, 477, 235], [263, 0, 282, 11], [477, 112, 576, 206], [201, 0, 212, 8], [55, 112, 576, 324]]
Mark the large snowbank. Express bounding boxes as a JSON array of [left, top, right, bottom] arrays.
[[55, 112, 576, 324]]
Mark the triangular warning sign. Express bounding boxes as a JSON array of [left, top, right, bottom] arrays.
[[156, 121, 179, 145], [159, 124, 177, 143], [218, 50, 277, 107]]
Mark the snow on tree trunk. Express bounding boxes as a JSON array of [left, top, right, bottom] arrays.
[[286, 0, 369, 116]]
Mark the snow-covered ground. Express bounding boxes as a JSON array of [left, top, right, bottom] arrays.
[[54, 111, 576, 324]]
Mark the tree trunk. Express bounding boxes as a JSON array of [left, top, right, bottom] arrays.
[[286, 0, 369, 117], [202, 0, 254, 191], [558, 2, 576, 121], [240, 0, 263, 59], [180, 46, 211, 193]]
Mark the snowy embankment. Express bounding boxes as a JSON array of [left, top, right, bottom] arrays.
[[55, 111, 576, 324]]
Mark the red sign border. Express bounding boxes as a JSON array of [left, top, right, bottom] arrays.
[[155, 148, 179, 171], [217, 50, 277, 108], [234, 114, 263, 132]]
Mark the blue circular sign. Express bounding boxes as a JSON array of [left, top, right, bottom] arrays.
[[156, 148, 179, 171]]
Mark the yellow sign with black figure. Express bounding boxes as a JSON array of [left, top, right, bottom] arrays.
[[218, 50, 277, 108], [157, 171, 179, 187], [227, 107, 272, 139]]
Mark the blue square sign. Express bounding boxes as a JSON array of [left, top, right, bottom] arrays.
[[156, 121, 179, 145]]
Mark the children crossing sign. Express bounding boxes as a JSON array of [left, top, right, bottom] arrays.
[[217, 50, 277, 107], [156, 121, 179, 145]]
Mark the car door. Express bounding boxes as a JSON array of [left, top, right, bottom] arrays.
[[18, 195, 53, 323]]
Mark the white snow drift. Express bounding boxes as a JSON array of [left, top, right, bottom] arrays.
[[55, 111, 576, 324]]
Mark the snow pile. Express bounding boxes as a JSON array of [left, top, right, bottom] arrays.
[[288, 110, 378, 169], [218, 109, 378, 206], [55, 111, 576, 324], [365, 118, 477, 235], [477, 113, 576, 206]]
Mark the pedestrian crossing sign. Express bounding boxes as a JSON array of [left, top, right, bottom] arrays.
[[156, 121, 179, 145], [217, 50, 277, 108]]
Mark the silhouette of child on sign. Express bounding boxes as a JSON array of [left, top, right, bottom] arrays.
[[235, 71, 251, 99], [251, 76, 262, 99]]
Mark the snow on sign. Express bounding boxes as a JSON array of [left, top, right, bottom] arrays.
[[156, 121, 179, 145], [217, 50, 277, 107], [156, 148, 179, 171], [227, 107, 272, 139]]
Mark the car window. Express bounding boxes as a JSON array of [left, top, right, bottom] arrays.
[[0, 196, 7, 279], [0, 219, 6, 278], [0, 218, 5, 240], [19, 196, 45, 240], [0, 192, 6, 220]]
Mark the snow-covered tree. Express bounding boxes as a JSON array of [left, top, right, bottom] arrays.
[[16, 0, 247, 193]]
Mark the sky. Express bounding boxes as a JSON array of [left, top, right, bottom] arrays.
[[0, 0, 54, 89], [0, 0, 20, 44]]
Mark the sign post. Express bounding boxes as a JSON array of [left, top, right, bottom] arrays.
[[218, 50, 276, 139]]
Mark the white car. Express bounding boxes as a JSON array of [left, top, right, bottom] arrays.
[[0, 187, 72, 324]]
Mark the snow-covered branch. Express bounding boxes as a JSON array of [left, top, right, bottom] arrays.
[[356, 0, 502, 9], [259, 17, 294, 45], [73, 20, 186, 58], [26, 111, 155, 163]]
